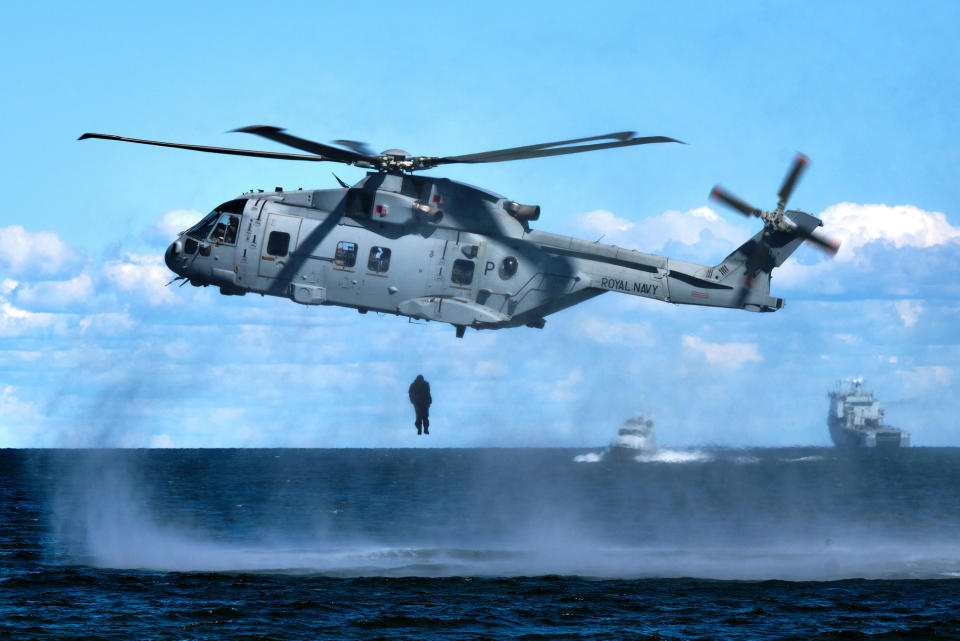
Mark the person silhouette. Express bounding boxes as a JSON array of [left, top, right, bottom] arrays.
[[408, 374, 432, 435]]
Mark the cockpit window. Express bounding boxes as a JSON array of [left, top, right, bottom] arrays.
[[210, 213, 240, 245], [186, 212, 219, 240], [186, 200, 246, 240], [216, 199, 247, 214]]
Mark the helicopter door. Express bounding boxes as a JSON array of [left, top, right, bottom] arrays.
[[423, 239, 449, 294], [258, 213, 303, 279]]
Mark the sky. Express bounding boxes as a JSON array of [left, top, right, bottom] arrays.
[[1, 1, 958, 447]]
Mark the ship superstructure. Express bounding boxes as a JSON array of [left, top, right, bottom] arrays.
[[608, 416, 657, 461], [827, 378, 910, 448]]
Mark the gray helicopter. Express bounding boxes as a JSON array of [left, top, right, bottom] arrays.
[[79, 126, 839, 338]]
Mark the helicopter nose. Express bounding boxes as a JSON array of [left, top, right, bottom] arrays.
[[164, 241, 181, 275]]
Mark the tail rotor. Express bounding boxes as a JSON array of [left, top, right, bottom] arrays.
[[711, 154, 840, 307]]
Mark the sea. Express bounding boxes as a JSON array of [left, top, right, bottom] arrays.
[[2, 447, 959, 640]]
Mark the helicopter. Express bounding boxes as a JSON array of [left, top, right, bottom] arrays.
[[79, 126, 839, 338]]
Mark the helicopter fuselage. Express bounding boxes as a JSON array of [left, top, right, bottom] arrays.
[[164, 172, 809, 336]]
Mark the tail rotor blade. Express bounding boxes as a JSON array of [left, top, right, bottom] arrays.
[[711, 186, 760, 218], [777, 153, 809, 207], [799, 227, 841, 255]]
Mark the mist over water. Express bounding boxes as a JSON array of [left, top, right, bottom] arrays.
[[37, 448, 960, 581]]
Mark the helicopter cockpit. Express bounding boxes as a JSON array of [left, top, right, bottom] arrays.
[[166, 198, 247, 280], [185, 199, 246, 244]]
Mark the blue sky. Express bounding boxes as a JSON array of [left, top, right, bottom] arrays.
[[2, 1, 958, 447]]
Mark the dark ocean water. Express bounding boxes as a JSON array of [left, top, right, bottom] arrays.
[[2, 447, 959, 640]]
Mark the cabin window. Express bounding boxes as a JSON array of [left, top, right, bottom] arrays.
[[267, 231, 290, 256], [499, 256, 518, 279], [368, 246, 391, 273], [183, 238, 198, 255], [452, 259, 475, 285], [210, 213, 240, 245], [334, 241, 357, 267]]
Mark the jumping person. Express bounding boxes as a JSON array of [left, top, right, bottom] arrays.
[[408, 374, 432, 435]]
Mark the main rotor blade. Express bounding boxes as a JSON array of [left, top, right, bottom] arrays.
[[78, 132, 328, 162], [710, 186, 760, 218], [777, 153, 809, 207], [331, 139, 377, 156], [435, 134, 683, 165], [231, 126, 373, 164]]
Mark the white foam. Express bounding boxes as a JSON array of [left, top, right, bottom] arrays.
[[573, 451, 604, 463], [634, 449, 712, 463]]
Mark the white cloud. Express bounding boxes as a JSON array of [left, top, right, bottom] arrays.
[[474, 360, 509, 377], [14, 272, 95, 308], [766, 202, 960, 299], [682, 335, 762, 368], [0, 225, 85, 278], [892, 300, 923, 328], [78, 311, 135, 335], [149, 434, 175, 448], [579, 206, 745, 256], [820, 202, 960, 261], [0, 297, 59, 337], [102, 253, 175, 304], [896, 365, 955, 391], [549, 368, 584, 401], [145, 209, 204, 245], [580, 209, 635, 235], [0, 385, 45, 447], [1, 279, 17, 295], [577, 315, 655, 346]]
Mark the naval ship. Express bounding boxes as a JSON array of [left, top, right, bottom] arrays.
[[608, 416, 656, 461], [827, 378, 910, 448]]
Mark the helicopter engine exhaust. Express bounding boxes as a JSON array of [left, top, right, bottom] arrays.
[[505, 201, 540, 222]]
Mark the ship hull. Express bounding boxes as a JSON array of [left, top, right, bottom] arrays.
[[828, 417, 909, 449]]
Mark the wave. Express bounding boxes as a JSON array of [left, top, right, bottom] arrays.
[[75, 537, 960, 581], [573, 452, 604, 463], [634, 449, 712, 464]]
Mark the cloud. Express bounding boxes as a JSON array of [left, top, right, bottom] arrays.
[[14, 272, 95, 309], [0, 296, 60, 337], [892, 300, 923, 328], [149, 434, 175, 448], [579, 206, 746, 263], [682, 335, 762, 369], [144, 209, 204, 245], [769, 203, 960, 300], [549, 368, 584, 401], [0, 385, 46, 447], [896, 365, 954, 391], [102, 253, 175, 305], [78, 311, 135, 335], [576, 315, 655, 346], [0, 225, 86, 278], [820, 202, 960, 261]]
